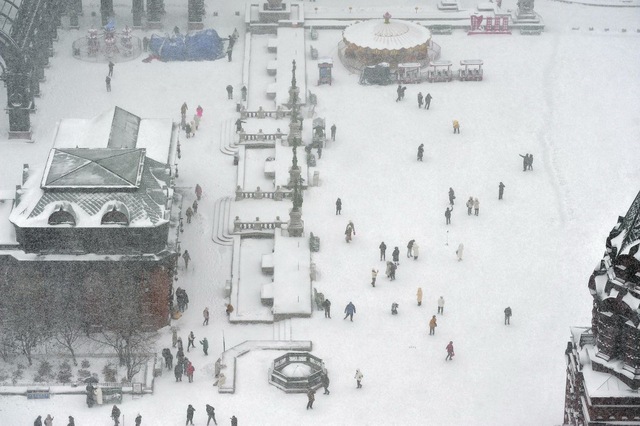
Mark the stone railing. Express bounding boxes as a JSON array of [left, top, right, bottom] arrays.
[[235, 185, 292, 201], [233, 216, 285, 232], [238, 131, 285, 141], [240, 107, 292, 120]]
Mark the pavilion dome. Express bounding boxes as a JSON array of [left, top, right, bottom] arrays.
[[343, 18, 431, 51]]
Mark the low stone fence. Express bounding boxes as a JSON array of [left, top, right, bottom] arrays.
[[239, 131, 285, 142], [235, 185, 292, 201], [233, 216, 285, 233], [240, 107, 292, 120]]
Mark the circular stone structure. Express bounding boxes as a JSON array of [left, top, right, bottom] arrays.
[[341, 12, 432, 69], [268, 352, 326, 393]]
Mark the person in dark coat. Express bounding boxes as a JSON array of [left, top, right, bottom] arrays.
[[195, 184, 203, 200], [330, 124, 336, 141], [396, 84, 402, 102], [379, 241, 387, 260], [241, 86, 247, 101], [445, 206, 453, 225], [186, 404, 196, 425], [185, 206, 193, 223], [108, 61, 114, 77], [174, 363, 183, 382], [407, 239, 415, 258], [67, 416, 76, 426], [448, 187, 456, 205], [391, 302, 399, 315], [528, 154, 534, 170], [306, 388, 315, 409], [182, 250, 191, 269], [498, 182, 505, 200], [417, 143, 424, 161], [226, 84, 233, 99], [105, 75, 111, 92], [504, 306, 512, 325], [135, 414, 142, 426], [206, 404, 217, 426], [446, 341, 455, 361], [392, 247, 400, 265], [343, 302, 356, 321], [322, 373, 330, 394], [322, 299, 331, 318], [187, 331, 195, 352], [417, 92, 424, 108], [200, 337, 209, 355], [231, 415, 238, 426], [389, 262, 396, 281], [335, 198, 342, 215], [235, 118, 245, 133], [111, 405, 121, 426], [425, 93, 432, 109], [519, 153, 528, 171], [35, 416, 43, 426]]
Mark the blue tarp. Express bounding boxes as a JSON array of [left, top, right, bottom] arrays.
[[149, 29, 225, 61]]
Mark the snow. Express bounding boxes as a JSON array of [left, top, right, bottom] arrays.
[[0, 0, 639, 425], [343, 19, 432, 50]]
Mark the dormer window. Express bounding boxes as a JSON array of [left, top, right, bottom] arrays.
[[101, 206, 129, 225], [48, 207, 76, 226]]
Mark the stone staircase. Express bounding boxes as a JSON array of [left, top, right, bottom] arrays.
[[219, 118, 238, 155], [211, 196, 234, 246], [272, 318, 293, 341]]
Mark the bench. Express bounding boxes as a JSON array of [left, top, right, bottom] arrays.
[[261, 283, 274, 305], [267, 83, 277, 99], [27, 388, 50, 399], [430, 25, 453, 35], [268, 38, 278, 53], [261, 254, 274, 274], [264, 160, 276, 178], [267, 60, 277, 76]]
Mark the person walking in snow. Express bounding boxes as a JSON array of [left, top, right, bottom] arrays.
[[200, 337, 209, 355], [446, 341, 455, 361], [186, 404, 196, 425], [174, 363, 183, 381], [456, 243, 464, 261], [417, 92, 424, 108], [226, 303, 234, 316], [231, 415, 238, 426], [417, 143, 424, 161], [196, 104, 203, 119], [453, 120, 460, 134], [182, 250, 191, 269], [345, 220, 355, 243], [322, 373, 330, 395], [226, 84, 233, 99], [105, 75, 111, 92], [407, 239, 415, 258], [69, 415, 77, 426], [499, 182, 505, 200], [379, 241, 387, 260], [473, 198, 480, 216], [417, 287, 423, 306], [412, 242, 420, 260], [445, 206, 453, 225], [111, 405, 121, 426], [35, 415, 43, 426], [135, 414, 142, 426], [371, 268, 379, 287], [391, 302, 399, 315], [392, 247, 400, 265], [44, 414, 54, 426], [322, 298, 331, 318], [195, 184, 202, 201], [206, 404, 217, 426], [108, 61, 114, 77], [449, 187, 456, 205], [389, 262, 397, 280], [466, 197, 474, 215], [180, 102, 188, 129], [203, 307, 209, 325], [429, 315, 437, 335], [354, 369, 363, 388], [425, 93, 432, 109], [192, 200, 198, 214], [185, 206, 193, 224], [335, 198, 342, 215], [400, 86, 407, 100], [241, 85, 247, 101], [519, 153, 528, 171], [396, 84, 402, 102], [187, 331, 195, 352], [186, 361, 195, 383], [504, 306, 512, 325], [528, 154, 534, 170], [438, 296, 445, 315], [330, 124, 337, 141], [235, 118, 245, 133], [172, 327, 178, 347], [344, 302, 356, 321], [306, 388, 316, 409]]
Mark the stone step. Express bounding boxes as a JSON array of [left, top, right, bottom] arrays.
[[219, 119, 238, 156]]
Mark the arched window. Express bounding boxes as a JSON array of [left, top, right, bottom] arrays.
[[101, 207, 129, 225], [48, 207, 76, 226]]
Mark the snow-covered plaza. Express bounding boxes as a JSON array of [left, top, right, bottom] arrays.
[[0, 0, 639, 425]]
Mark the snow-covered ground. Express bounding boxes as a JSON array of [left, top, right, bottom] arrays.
[[0, 0, 639, 425]]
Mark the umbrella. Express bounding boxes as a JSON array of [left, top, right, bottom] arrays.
[[84, 376, 99, 384]]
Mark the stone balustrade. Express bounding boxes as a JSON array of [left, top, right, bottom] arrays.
[[235, 185, 292, 201], [239, 131, 286, 142], [233, 215, 285, 232], [240, 106, 292, 120]]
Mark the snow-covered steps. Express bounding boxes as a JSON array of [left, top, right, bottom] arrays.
[[272, 318, 293, 341], [219, 118, 238, 155], [211, 196, 233, 246]]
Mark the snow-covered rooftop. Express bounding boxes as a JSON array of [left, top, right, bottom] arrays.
[[343, 18, 431, 50]]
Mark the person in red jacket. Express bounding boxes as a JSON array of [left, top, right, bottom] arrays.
[[446, 341, 455, 361], [186, 361, 195, 382]]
